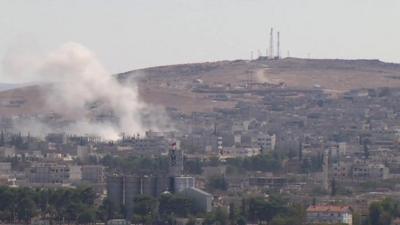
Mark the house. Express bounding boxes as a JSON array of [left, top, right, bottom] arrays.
[[306, 205, 352, 225]]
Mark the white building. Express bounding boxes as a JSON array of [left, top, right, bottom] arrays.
[[306, 205, 352, 225], [352, 161, 389, 180], [182, 187, 213, 213], [174, 176, 195, 192], [255, 133, 276, 152]]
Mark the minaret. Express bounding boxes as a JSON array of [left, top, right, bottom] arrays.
[[168, 142, 183, 177], [168, 141, 183, 192]]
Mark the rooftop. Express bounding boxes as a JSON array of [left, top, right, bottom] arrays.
[[307, 205, 352, 213]]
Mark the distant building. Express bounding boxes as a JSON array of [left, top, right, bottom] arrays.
[[81, 165, 104, 183], [248, 176, 287, 188], [0, 147, 15, 158], [220, 146, 260, 159], [69, 165, 82, 181], [255, 133, 276, 152], [0, 162, 11, 174], [352, 162, 389, 180], [106, 219, 130, 225], [107, 174, 168, 219], [77, 145, 90, 161], [202, 166, 226, 178], [332, 162, 352, 180], [45, 133, 66, 145], [181, 187, 213, 213], [174, 176, 195, 192], [106, 175, 124, 210], [306, 205, 352, 225], [29, 163, 70, 185]]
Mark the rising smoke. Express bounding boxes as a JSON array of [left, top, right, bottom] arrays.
[[2, 42, 173, 140]]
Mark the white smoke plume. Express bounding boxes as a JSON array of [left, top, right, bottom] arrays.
[[2, 42, 174, 140]]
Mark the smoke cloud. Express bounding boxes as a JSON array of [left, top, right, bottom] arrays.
[[2, 42, 174, 140]]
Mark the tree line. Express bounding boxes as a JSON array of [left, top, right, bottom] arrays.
[[0, 186, 96, 224], [0, 186, 308, 225]]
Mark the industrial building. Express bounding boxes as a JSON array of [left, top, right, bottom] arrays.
[[181, 187, 213, 213]]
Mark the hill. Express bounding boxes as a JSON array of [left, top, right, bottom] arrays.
[[2, 57, 400, 116]]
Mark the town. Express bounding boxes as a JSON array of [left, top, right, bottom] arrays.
[[1, 1, 399, 224], [1, 57, 400, 225]]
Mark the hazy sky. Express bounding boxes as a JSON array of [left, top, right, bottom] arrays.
[[0, 0, 399, 78]]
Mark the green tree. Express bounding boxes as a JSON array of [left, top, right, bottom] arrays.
[[17, 197, 37, 223], [159, 193, 195, 217], [77, 208, 96, 224], [204, 207, 228, 225], [206, 175, 228, 192], [132, 195, 158, 225]]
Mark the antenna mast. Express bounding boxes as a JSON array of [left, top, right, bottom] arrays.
[[277, 31, 280, 59], [269, 28, 274, 59]]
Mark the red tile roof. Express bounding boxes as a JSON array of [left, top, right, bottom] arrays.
[[307, 205, 351, 213]]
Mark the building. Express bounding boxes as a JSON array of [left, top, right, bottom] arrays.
[[107, 174, 168, 219], [352, 162, 389, 180], [219, 147, 260, 159], [248, 176, 287, 188], [106, 219, 130, 225], [29, 163, 70, 185], [0, 162, 11, 174], [0, 147, 15, 158], [107, 175, 124, 210], [255, 133, 276, 153], [306, 205, 352, 225], [81, 165, 104, 183], [181, 187, 213, 213], [77, 145, 90, 161], [174, 176, 195, 192], [332, 162, 352, 180], [69, 165, 82, 181]]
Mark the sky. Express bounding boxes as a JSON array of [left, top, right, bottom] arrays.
[[0, 0, 399, 81]]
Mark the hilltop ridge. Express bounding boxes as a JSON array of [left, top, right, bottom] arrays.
[[2, 57, 400, 116]]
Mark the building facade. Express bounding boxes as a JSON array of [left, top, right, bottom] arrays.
[[306, 205, 352, 225]]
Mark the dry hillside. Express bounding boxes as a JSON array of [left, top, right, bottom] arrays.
[[2, 58, 400, 116]]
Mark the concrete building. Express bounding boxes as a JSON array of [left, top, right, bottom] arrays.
[[77, 145, 90, 162], [352, 162, 389, 180], [306, 205, 352, 225], [181, 187, 213, 213], [106, 219, 130, 225], [107, 175, 124, 210], [332, 162, 352, 180], [69, 165, 82, 181], [248, 176, 287, 188], [81, 165, 104, 183], [29, 163, 70, 185], [0, 147, 15, 158], [174, 176, 195, 192], [255, 133, 276, 152], [107, 174, 168, 219], [0, 162, 11, 174], [219, 147, 260, 159]]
